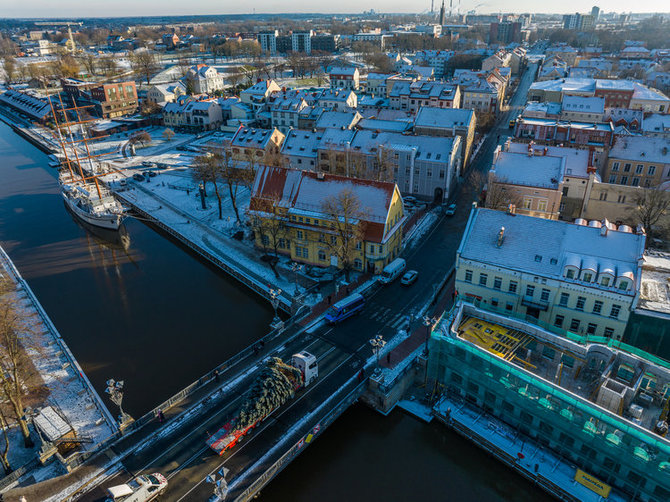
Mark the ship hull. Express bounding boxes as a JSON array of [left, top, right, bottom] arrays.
[[62, 192, 122, 230]]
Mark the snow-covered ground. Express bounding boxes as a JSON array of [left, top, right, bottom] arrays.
[[113, 172, 322, 307], [0, 247, 115, 483], [404, 207, 441, 250]]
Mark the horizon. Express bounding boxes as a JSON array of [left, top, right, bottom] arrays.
[[1, 1, 669, 20]]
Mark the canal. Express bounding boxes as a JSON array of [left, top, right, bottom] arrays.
[[0, 120, 550, 501]]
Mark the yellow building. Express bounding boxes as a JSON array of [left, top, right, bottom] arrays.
[[248, 166, 406, 274]]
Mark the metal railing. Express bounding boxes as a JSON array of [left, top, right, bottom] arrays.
[[0, 246, 117, 433], [115, 189, 294, 311], [234, 380, 368, 502]]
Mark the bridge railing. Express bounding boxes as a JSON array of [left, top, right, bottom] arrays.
[[233, 379, 368, 502]]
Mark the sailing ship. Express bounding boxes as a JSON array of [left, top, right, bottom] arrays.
[[49, 95, 126, 230]]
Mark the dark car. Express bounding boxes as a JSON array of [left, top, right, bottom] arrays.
[[132, 173, 145, 182], [147, 170, 157, 178]]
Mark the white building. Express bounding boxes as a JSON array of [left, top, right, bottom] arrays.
[[456, 206, 646, 340], [186, 65, 225, 95], [257, 30, 278, 56], [292, 31, 313, 54]]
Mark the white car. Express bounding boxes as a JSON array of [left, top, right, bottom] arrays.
[[400, 270, 418, 286], [106, 473, 167, 502]]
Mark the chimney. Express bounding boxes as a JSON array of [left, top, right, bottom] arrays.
[[497, 226, 505, 247], [600, 219, 609, 237], [317, 172, 325, 180], [543, 147, 548, 156]]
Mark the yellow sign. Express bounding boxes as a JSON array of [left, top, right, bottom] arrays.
[[575, 469, 611, 498], [305, 433, 313, 444]]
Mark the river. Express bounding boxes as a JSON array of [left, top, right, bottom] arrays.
[[0, 119, 550, 501]]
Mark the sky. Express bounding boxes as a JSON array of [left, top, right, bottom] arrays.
[[1, 0, 668, 18]]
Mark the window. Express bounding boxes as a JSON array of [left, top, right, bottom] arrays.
[[570, 319, 580, 331], [526, 285, 535, 297], [618, 280, 629, 291], [617, 194, 626, 203], [649, 165, 656, 176], [587, 323, 597, 335], [538, 200, 547, 212], [620, 176, 628, 185], [354, 258, 362, 269], [508, 281, 518, 293], [439, 170, 445, 179], [604, 327, 614, 338], [608, 175, 617, 183], [534, 255, 542, 262], [491, 298, 499, 307], [479, 273, 488, 286], [559, 292, 569, 306], [583, 272, 592, 282], [632, 177, 639, 187], [601, 276, 610, 286], [493, 277, 502, 290], [610, 304, 621, 319], [593, 300, 603, 314], [465, 270, 473, 282], [541, 289, 550, 302], [566, 269, 575, 279], [505, 303, 513, 311], [599, 191, 608, 201], [261, 234, 270, 246], [554, 315, 564, 327], [542, 346, 556, 359], [623, 163, 631, 172], [296, 230, 304, 239], [635, 164, 644, 174], [523, 198, 532, 209], [562, 186, 569, 196], [576, 296, 586, 311]]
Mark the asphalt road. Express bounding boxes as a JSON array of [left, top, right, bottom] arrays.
[[80, 63, 538, 502]]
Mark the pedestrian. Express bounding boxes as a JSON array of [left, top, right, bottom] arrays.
[[214, 369, 220, 382], [387, 353, 391, 365], [157, 408, 164, 423]]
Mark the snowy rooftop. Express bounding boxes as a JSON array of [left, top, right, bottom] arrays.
[[638, 251, 670, 315], [632, 83, 670, 102], [522, 101, 562, 116], [414, 107, 475, 130], [356, 118, 411, 133], [491, 150, 565, 189], [506, 141, 591, 179], [458, 207, 645, 293], [561, 95, 605, 114], [315, 111, 361, 130], [642, 114, 670, 134], [517, 116, 613, 132], [281, 129, 321, 158], [608, 136, 670, 164]]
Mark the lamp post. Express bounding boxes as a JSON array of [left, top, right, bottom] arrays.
[[206, 467, 229, 501], [106, 378, 132, 426], [369, 334, 386, 375], [423, 316, 437, 355], [291, 263, 303, 296], [269, 287, 282, 329]]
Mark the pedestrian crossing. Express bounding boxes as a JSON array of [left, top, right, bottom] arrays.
[[364, 303, 411, 331]]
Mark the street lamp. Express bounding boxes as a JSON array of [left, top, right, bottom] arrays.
[[106, 378, 132, 426], [291, 263, 303, 296], [369, 334, 386, 375], [423, 316, 437, 355], [206, 467, 229, 501], [269, 287, 282, 328]]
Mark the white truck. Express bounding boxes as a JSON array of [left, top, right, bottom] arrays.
[[105, 473, 167, 502], [379, 258, 407, 285]]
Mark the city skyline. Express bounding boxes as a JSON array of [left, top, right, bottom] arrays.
[[1, 1, 668, 19]]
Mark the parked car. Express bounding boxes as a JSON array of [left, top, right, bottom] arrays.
[[141, 161, 154, 167], [133, 173, 145, 182], [400, 270, 418, 286], [146, 171, 157, 178], [445, 203, 457, 216]]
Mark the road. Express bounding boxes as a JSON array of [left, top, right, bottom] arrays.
[[80, 63, 538, 502]]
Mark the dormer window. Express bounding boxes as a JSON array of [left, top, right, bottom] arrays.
[[601, 277, 611, 287], [566, 269, 575, 279], [583, 272, 593, 282], [618, 280, 629, 291]]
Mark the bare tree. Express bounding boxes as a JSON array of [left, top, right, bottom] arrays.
[[321, 189, 367, 281], [162, 128, 175, 141], [80, 53, 97, 77], [3, 56, 17, 84], [98, 55, 118, 77], [0, 277, 35, 448], [0, 405, 12, 474], [129, 131, 152, 147], [632, 186, 670, 242], [129, 49, 159, 85], [249, 196, 287, 258]]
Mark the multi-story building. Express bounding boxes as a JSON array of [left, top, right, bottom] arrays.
[[629, 84, 670, 113], [413, 107, 476, 168], [365, 73, 397, 97], [0, 89, 52, 123], [455, 206, 646, 340], [257, 30, 278, 55], [560, 95, 605, 122], [162, 98, 223, 131], [427, 299, 670, 502], [230, 126, 285, 164], [311, 34, 338, 53], [413, 50, 454, 79], [489, 21, 521, 44], [248, 166, 405, 274], [185, 65, 225, 95], [487, 144, 566, 220], [351, 32, 389, 49], [269, 96, 308, 133], [240, 79, 282, 114], [329, 67, 360, 91], [482, 50, 512, 72], [514, 117, 614, 148], [562, 13, 595, 30], [453, 69, 507, 116], [602, 136, 670, 188], [280, 129, 321, 170], [388, 81, 460, 113], [316, 89, 358, 111], [146, 82, 186, 104], [89, 81, 138, 119], [291, 30, 313, 54]]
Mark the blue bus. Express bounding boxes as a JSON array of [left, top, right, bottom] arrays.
[[324, 293, 365, 324]]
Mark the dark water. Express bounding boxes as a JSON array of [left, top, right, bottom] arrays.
[[0, 120, 274, 417], [261, 404, 554, 502], [0, 121, 550, 501]]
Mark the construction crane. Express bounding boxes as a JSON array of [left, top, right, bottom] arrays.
[[34, 21, 83, 53]]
